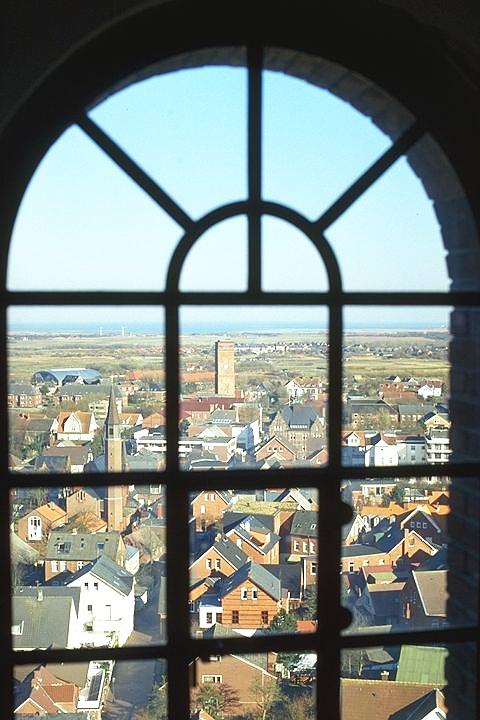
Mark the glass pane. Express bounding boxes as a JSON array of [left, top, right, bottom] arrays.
[[189, 485, 318, 639], [7, 127, 181, 291], [90, 64, 247, 220], [343, 306, 450, 468], [325, 146, 450, 291], [180, 306, 328, 470], [14, 658, 119, 715], [341, 643, 475, 720], [180, 216, 247, 291], [11, 482, 166, 650], [261, 216, 329, 292], [262, 69, 392, 221], [8, 306, 165, 473], [191, 651, 316, 718]]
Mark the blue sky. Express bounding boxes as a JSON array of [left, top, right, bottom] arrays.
[[7, 66, 450, 330]]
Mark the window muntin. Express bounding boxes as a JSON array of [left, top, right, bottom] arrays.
[[5, 47, 479, 720]]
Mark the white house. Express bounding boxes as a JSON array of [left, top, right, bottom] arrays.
[[364, 437, 399, 467], [418, 381, 443, 399], [67, 555, 135, 647], [54, 410, 99, 442]]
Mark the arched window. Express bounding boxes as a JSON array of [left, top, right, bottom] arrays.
[[3, 11, 480, 719]]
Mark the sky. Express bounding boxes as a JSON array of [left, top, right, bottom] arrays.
[[6, 65, 451, 331]]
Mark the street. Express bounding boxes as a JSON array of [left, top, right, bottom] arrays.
[[102, 570, 163, 720]]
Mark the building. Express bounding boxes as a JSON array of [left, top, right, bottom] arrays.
[[104, 386, 127, 532], [214, 340, 235, 396]]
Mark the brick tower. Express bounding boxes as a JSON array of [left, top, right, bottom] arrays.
[[104, 385, 125, 531], [215, 340, 235, 396]]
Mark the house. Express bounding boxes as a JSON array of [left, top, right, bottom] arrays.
[[225, 516, 280, 565], [404, 570, 448, 628], [396, 645, 448, 686], [8, 382, 42, 408], [341, 545, 390, 573], [364, 435, 399, 467], [189, 536, 249, 582], [12, 586, 81, 650], [398, 506, 444, 545], [425, 428, 451, 464], [254, 435, 297, 463], [285, 377, 323, 402], [397, 435, 427, 465], [191, 490, 233, 532], [67, 555, 135, 647], [193, 645, 277, 714], [44, 530, 126, 582], [269, 404, 324, 459], [65, 487, 102, 518], [289, 510, 318, 557], [347, 398, 397, 428], [356, 575, 407, 626], [418, 380, 444, 399], [14, 664, 80, 715], [217, 561, 282, 630], [17, 502, 67, 544], [398, 403, 435, 426], [341, 680, 446, 720], [41, 445, 93, 473], [54, 410, 99, 442]]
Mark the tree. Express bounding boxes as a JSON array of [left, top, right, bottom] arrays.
[[283, 692, 316, 720], [249, 676, 281, 720], [191, 682, 240, 719], [270, 609, 297, 634], [390, 483, 406, 505], [89, 430, 104, 458], [133, 682, 167, 720], [296, 587, 317, 620]]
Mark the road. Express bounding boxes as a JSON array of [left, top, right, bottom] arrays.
[[102, 569, 163, 720]]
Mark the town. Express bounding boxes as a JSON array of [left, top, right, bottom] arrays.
[[8, 327, 451, 719]]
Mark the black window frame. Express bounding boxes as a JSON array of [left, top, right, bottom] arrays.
[[2, 41, 480, 720]]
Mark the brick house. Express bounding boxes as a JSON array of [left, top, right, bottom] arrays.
[[14, 664, 80, 715], [269, 404, 324, 460], [44, 530, 125, 582], [398, 507, 444, 546], [8, 383, 42, 409], [193, 651, 277, 715], [225, 516, 280, 565], [341, 545, 391, 573], [190, 536, 248, 582], [17, 502, 67, 544], [219, 561, 282, 630], [403, 569, 448, 628], [65, 487, 102, 518], [254, 435, 297, 463], [191, 490, 233, 532]]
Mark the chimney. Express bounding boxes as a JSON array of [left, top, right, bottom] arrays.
[[380, 671, 389, 681], [37, 588, 43, 602]]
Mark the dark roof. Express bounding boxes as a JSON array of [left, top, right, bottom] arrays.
[[412, 570, 447, 616], [9, 382, 39, 395], [44, 446, 91, 464], [223, 511, 275, 534], [46, 531, 122, 562], [12, 592, 77, 649], [417, 546, 448, 571], [34, 455, 70, 473], [55, 383, 110, 397], [220, 561, 281, 601], [368, 584, 405, 620], [106, 385, 120, 426], [14, 586, 81, 615], [290, 510, 318, 536], [210, 536, 249, 569], [67, 555, 134, 596], [280, 404, 318, 429], [263, 562, 302, 598], [342, 544, 384, 557]]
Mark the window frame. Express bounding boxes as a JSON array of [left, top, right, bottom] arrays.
[[2, 40, 480, 720]]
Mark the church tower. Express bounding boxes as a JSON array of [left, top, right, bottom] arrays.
[[215, 340, 235, 396], [104, 385, 125, 531]]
